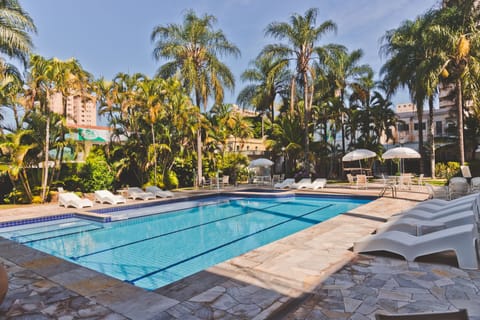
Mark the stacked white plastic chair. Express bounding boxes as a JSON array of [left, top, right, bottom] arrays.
[[448, 177, 469, 200]]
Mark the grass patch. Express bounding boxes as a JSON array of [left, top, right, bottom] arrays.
[[0, 204, 21, 210]]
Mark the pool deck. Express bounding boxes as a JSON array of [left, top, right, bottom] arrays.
[[1, 184, 479, 319]]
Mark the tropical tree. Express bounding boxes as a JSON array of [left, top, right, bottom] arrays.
[[435, 0, 480, 165], [237, 53, 290, 126], [0, 129, 36, 202], [0, 0, 36, 66], [381, 16, 431, 174], [262, 7, 337, 172], [23, 55, 92, 201], [151, 10, 240, 187], [317, 45, 372, 153]]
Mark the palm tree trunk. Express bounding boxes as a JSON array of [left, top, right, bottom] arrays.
[[428, 96, 435, 178], [290, 76, 296, 115], [41, 115, 50, 202], [416, 99, 424, 175], [457, 78, 465, 165], [151, 124, 157, 185], [196, 117, 203, 188], [303, 72, 309, 173]]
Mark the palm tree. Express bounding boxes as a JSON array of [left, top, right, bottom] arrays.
[[380, 16, 432, 174], [262, 8, 336, 172], [0, 0, 36, 66], [24, 55, 92, 201], [317, 45, 372, 153], [435, 0, 480, 165], [151, 10, 240, 187], [237, 53, 290, 125], [137, 77, 164, 185]]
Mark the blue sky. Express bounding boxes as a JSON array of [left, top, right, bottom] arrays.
[[21, 0, 439, 107]]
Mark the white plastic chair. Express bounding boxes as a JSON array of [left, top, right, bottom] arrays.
[[346, 174, 355, 187], [354, 223, 479, 269], [471, 177, 480, 193], [356, 174, 368, 189], [425, 183, 449, 200], [448, 180, 469, 200]]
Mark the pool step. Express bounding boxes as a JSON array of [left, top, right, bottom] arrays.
[[6, 220, 102, 244]]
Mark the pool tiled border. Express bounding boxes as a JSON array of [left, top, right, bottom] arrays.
[[0, 213, 75, 228]]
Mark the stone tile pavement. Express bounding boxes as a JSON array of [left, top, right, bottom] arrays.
[[1, 185, 478, 319]]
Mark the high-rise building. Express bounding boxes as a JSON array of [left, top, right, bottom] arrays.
[[49, 92, 97, 127]]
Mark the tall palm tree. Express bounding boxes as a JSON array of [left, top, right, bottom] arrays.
[[317, 45, 372, 153], [151, 10, 240, 187], [262, 8, 336, 171], [237, 53, 290, 125], [435, 1, 480, 165], [380, 16, 433, 174], [137, 77, 165, 185], [0, 0, 36, 66], [24, 55, 91, 201]]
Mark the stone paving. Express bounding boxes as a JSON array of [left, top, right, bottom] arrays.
[[0, 185, 478, 319], [282, 254, 480, 319]]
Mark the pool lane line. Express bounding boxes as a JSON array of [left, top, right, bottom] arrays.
[[69, 201, 290, 261], [127, 203, 333, 285], [19, 225, 105, 245]]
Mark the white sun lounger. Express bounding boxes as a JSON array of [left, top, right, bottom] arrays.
[[289, 178, 312, 189], [414, 192, 479, 212], [145, 186, 174, 198], [398, 201, 474, 220], [274, 178, 295, 189], [94, 190, 127, 205], [377, 211, 475, 235], [302, 178, 327, 190], [354, 223, 479, 269], [59, 192, 93, 209], [127, 187, 156, 200]]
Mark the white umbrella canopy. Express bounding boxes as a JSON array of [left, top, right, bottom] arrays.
[[383, 147, 421, 174], [342, 149, 377, 162], [248, 158, 274, 168], [382, 147, 421, 159]]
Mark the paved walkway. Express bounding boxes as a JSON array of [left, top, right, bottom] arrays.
[[0, 185, 478, 319]]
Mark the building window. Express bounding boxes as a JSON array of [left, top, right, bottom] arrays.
[[414, 122, 426, 130], [435, 121, 442, 135], [397, 123, 409, 132]]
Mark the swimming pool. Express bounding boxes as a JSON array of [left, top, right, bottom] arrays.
[[0, 195, 371, 290]]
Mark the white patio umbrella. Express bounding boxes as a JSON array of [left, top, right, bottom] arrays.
[[342, 149, 377, 162], [382, 147, 420, 173], [342, 149, 376, 174], [248, 158, 274, 168]]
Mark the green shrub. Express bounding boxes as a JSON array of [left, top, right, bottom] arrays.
[[435, 161, 460, 180], [79, 148, 115, 192]]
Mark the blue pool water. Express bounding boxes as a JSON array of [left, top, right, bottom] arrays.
[[0, 195, 371, 290]]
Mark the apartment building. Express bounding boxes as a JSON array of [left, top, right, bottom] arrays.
[[50, 92, 97, 127], [390, 102, 456, 146]]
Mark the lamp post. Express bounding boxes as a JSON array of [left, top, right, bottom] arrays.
[[281, 147, 286, 177]]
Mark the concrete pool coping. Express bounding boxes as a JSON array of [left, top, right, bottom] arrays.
[[2, 184, 478, 319]]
